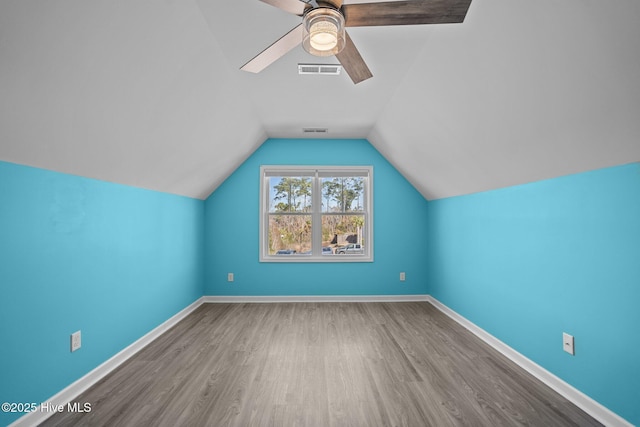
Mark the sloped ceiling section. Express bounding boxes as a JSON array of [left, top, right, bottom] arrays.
[[0, 0, 639, 201], [369, 0, 640, 200], [0, 1, 265, 199]]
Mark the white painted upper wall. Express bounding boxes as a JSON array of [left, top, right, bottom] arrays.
[[369, 0, 640, 200], [0, 0, 639, 200], [0, 1, 266, 199]]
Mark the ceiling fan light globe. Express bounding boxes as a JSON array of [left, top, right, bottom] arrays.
[[302, 8, 345, 57], [310, 22, 338, 51]]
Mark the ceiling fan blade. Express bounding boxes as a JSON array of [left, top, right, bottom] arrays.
[[335, 31, 372, 84], [343, 0, 472, 27], [323, 0, 343, 8], [241, 24, 304, 73], [259, 0, 307, 15]]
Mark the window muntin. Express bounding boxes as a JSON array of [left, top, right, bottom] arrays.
[[260, 166, 373, 262]]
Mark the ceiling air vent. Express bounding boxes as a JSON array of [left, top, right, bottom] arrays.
[[298, 64, 342, 75], [302, 128, 328, 134]]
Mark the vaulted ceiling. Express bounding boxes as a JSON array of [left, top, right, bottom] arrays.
[[1, 0, 639, 200]]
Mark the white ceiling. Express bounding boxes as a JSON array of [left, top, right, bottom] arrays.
[[1, 0, 639, 200]]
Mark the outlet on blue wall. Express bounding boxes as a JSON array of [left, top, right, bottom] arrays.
[[426, 162, 640, 425], [203, 138, 430, 296], [0, 161, 204, 426]]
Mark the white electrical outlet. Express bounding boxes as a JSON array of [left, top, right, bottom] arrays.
[[70, 331, 81, 352], [400, 272, 406, 281], [563, 332, 575, 355], [228, 273, 234, 282]]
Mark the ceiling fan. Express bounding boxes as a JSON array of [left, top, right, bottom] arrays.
[[240, 0, 472, 84]]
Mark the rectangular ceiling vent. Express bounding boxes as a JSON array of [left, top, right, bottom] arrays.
[[298, 64, 342, 75], [302, 128, 328, 134]]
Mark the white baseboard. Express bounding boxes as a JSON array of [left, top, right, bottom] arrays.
[[202, 294, 430, 303], [11, 294, 629, 427], [9, 295, 424, 426], [425, 296, 632, 427], [9, 297, 205, 427]]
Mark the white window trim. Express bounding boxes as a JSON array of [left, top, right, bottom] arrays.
[[260, 165, 373, 263]]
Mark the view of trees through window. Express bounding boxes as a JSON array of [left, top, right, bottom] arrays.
[[267, 174, 366, 256]]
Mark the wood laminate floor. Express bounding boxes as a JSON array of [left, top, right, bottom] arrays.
[[41, 302, 602, 427]]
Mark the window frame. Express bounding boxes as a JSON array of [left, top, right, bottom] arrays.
[[259, 165, 373, 263]]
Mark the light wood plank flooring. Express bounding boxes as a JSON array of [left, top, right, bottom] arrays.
[[41, 302, 602, 426]]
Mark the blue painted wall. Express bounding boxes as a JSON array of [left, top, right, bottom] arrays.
[[3, 147, 636, 424], [426, 162, 640, 425], [0, 161, 204, 426], [204, 138, 429, 296]]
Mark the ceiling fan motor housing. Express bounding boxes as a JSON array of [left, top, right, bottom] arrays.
[[302, 7, 346, 57]]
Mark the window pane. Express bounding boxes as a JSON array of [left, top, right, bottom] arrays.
[[260, 166, 372, 262], [269, 177, 313, 213], [322, 215, 365, 255], [321, 177, 365, 213], [268, 214, 312, 255]]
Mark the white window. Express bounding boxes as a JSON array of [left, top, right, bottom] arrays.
[[260, 166, 373, 262]]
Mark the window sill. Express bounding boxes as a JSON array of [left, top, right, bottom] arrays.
[[260, 255, 373, 263]]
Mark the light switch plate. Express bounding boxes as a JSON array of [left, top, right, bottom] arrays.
[[563, 332, 575, 355]]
